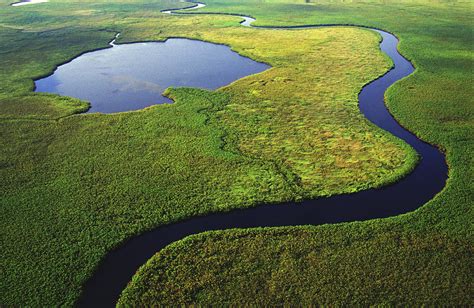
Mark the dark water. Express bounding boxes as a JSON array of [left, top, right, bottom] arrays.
[[35, 38, 269, 113], [78, 7, 447, 308]]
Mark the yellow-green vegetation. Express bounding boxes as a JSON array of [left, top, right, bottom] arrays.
[[119, 227, 472, 306], [164, 25, 416, 195], [119, 0, 474, 306], [0, 0, 418, 306], [215, 28, 415, 194]]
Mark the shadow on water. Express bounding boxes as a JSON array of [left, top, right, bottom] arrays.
[[76, 3, 448, 307]]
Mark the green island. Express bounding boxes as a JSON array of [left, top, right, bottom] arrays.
[[0, 0, 472, 306]]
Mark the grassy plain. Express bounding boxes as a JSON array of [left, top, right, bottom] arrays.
[[0, 0, 418, 306], [119, 0, 474, 306]]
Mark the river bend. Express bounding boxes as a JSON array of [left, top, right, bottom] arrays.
[[78, 2, 448, 306]]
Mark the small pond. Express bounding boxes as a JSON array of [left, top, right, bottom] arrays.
[[35, 38, 270, 113]]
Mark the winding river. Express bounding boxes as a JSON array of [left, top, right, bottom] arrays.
[[73, 2, 448, 306]]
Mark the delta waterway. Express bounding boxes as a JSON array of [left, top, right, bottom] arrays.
[[17, 2, 445, 306]]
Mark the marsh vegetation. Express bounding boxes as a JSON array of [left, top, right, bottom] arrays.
[[0, 0, 472, 306]]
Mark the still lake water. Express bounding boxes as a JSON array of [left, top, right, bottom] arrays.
[[35, 38, 270, 113]]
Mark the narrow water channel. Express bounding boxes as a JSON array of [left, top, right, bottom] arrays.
[[72, 3, 447, 307]]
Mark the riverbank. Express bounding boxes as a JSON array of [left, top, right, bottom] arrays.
[[116, 0, 473, 305]]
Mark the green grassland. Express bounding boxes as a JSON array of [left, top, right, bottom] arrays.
[[0, 0, 424, 306], [119, 0, 474, 306]]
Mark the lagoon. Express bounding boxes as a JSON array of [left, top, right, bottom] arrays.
[[35, 38, 270, 113]]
